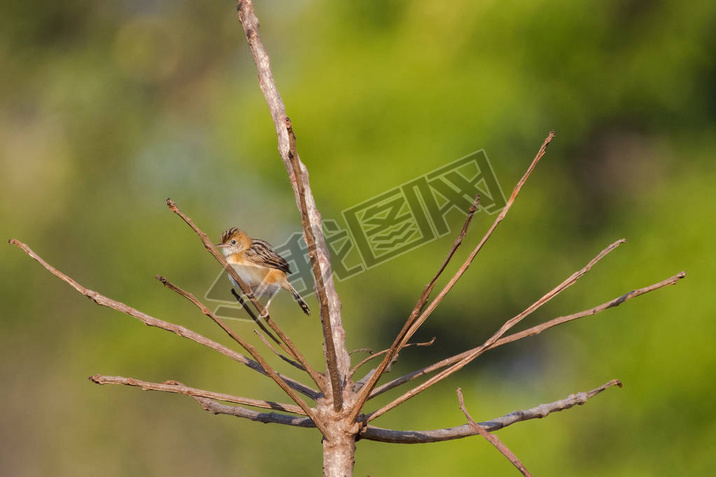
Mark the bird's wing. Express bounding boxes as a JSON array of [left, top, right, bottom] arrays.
[[245, 239, 292, 274]]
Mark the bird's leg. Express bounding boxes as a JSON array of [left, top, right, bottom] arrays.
[[260, 288, 280, 318]]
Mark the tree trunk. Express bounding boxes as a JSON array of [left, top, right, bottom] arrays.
[[322, 431, 356, 477]]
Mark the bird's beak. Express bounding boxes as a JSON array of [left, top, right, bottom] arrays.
[[216, 243, 228, 249]]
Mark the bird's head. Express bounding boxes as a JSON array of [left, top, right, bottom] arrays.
[[217, 227, 251, 256]]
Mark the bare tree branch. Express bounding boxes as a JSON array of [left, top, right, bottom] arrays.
[[475, 238, 626, 351], [8, 239, 319, 401], [9, 0, 687, 469], [285, 118, 343, 411], [351, 132, 554, 423], [158, 275, 302, 372], [157, 275, 282, 356], [367, 272, 684, 421], [228, 287, 306, 370], [490, 271, 686, 348], [165, 199, 326, 393], [349, 348, 375, 356], [228, 287, 280, 345], [361, 380, 622, 443], [196, 397, 317, 428], [367, 238, 636, 399], [406, 195, 480, 330], [254, 330, 305, 371], [234, 1, 351, 400], [350, 197, 478, 383], [188, 379, 621, 436], [458, 387, 532, 476], [350, 337, 436, 380], [230, 288, 259, 319], [229, 289, 281, 347], [397, 131, 555, 350], [151, 274, 324, 429], [90, 375, 306, 415]]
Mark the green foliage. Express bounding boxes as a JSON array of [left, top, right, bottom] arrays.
[[2, 0, 714, 475]]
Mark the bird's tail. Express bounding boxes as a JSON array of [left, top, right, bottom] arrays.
[[286, 282, 311, 316]]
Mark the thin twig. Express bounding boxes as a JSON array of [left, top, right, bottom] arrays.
[[348, 194, 480, 420], [254, 330, 305, 371], [478, 239, 626, 344], [367, 272, 684, 421], [152, 274, 324, 430], [363, 196, 479, 382], [353, 369, 377, 395], [350, 338, 436, 380], [9, 239, 319, 401], [90, 375, 306, 414], [361, 380, 622, 443], [349, 348, 374, 356], [411, 195, 481, 321], [229, 286, 307, 369], [367, 238, 632, 399], [230, 288, 259, 320], [370, 271, 685, 401], [491, 271, 686, 348], [165, 199, 326, 392], [351, 132, 554, 423], [157, 274, 280, 353], [458, 387, 532, 476], [398, 132, 555, 350], [227, 288, 282, 347]]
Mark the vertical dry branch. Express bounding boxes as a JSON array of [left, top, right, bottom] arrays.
[[235, 1, 351, 402], [286, 119, 343, 411]]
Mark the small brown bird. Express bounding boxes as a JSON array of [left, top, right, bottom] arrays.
[[217, 227, 311, 317]]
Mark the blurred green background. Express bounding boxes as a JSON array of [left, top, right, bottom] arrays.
[[2, 0, 714, 475]]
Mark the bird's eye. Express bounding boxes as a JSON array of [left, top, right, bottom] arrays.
[[231, 239, 237, 245]]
